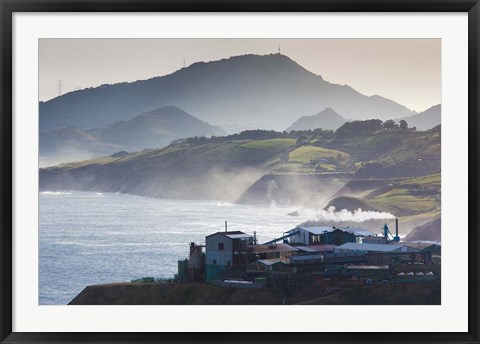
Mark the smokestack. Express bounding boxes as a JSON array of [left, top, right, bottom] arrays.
[[225, 220, 227, 232], [395, 218, 398, 238]]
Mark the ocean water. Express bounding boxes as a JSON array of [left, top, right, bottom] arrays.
[[39, 191, 308, 305]]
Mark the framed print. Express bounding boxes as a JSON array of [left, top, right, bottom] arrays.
[[1, 1, 479, 343]]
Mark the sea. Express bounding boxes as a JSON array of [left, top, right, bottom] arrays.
[[39, 191, 311, 305]]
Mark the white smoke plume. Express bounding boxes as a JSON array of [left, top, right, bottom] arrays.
[[308, 206, 395, 223]]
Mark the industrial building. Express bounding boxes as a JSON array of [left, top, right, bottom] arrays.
[[333, 242, 419, 254], [253, 243, 298, 260], [284, 226, 378, 246], [203, 229, 254, 282], [177, 220, 441, 288]]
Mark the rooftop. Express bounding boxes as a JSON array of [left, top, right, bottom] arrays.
[[335, 242, 405, 252], [306, 244, 337, 252], [346, 265, 390, 270], [295, 246, 319, 253], [257, 258, 287, 266], [253, 243, 298, 254], [403, 242, 441, 249], [341, 227, 377, 237], [289, 226, 377, 237], [206, 231, 253, 239]]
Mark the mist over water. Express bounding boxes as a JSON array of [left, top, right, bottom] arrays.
[[40, 191, 303, 304]]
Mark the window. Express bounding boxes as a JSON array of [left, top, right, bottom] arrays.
[[218, 243, 224, 250], [213, 260, 217, 265]]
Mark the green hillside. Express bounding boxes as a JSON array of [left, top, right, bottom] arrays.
[[240, 138, 296, 152], [327, 128, 440, 178], [40, 128, 441, 227], [325, 173, 441, 236], [40, 140, 289, 201]]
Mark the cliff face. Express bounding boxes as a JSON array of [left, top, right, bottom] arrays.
[[237, 174, 348, 208], [69, 281, 440, 305]]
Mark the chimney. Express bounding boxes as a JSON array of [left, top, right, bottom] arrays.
[[225, 220, 228, 232], [395, 218, 399, 238]]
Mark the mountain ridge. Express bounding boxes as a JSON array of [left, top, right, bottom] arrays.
[[86, 105, 225, 149], [399, 104, 441, 131], [40, 53, 415, 132], [286, 107, 347, 131], [40, 106, 225, 166]]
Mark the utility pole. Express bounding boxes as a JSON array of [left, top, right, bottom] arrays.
[[57, 80, 64, 96]]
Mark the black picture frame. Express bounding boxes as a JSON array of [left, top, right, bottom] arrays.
[[1, 1, 479, 343]]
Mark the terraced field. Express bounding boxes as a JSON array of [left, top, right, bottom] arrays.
[[240, 138, 296, 152]]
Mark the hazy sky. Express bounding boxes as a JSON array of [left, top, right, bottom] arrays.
[[39, 39, 440, 112]]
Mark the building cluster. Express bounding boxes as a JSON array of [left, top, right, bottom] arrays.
[[177, 220, 441, 288]]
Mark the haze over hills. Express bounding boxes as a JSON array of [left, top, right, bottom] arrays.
[[40, 53, 415, 133], [40, 125, 441, 238], [40, 106, 224, 166], [86, 106, 225, 149], [39, 127, 126, 167], [286, 108, 347, 131], [399, 104, 441, 131]]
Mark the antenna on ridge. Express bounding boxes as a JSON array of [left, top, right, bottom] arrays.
[[183, 58, 186, 68], [57, 80, 63, 96], [278, 44, 281, 54]]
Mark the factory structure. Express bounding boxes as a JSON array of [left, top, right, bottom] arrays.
[[177, 219, 440, 289]]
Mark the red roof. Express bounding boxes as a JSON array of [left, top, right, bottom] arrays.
[[253, 243, 298, 253], [306, 244, 337, 252]]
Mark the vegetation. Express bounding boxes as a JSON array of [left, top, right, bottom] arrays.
[[179, 128, 334, 146], [288, 146, 348, 164], [240, 138, 296, 152], [335, 119, 384, 138], [69, 280, 440, 305]]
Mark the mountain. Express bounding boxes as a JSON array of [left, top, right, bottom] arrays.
[[404, 217, 441, 242], [86, 106, 225, 149], [40, 54, 415, 133], [399, 104, 441, 131], [286, 108, 346, 131], [39, 127, 126, 167]]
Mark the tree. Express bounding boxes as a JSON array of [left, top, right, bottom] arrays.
[[399, 119, 408, 130], [335, 119, 384, 138], [383, 119, 397, 129]]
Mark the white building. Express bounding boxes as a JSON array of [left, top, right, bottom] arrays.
[[205, 231, 253, 267]]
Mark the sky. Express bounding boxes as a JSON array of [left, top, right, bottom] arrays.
[[39, 39, 441, 113]]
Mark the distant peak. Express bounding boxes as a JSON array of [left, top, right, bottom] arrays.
[[314, 108, 343, 118], [180, 52, 317, 78], [110, 151, 130, 158], [142, 105, 188, 115], [321, 107, 337, 113], [426, 104, 441, 111]]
